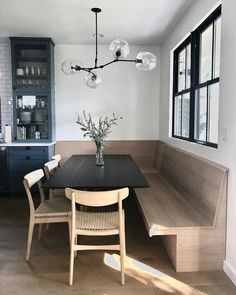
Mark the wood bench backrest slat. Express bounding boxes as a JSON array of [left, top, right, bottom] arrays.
[[159, 145, 228, 225]]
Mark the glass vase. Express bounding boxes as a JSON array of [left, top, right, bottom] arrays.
[[95, 141, 104, 166]]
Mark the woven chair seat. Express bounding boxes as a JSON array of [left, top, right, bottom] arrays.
[[36, 198, 71, 215], [76, 211, 120, 231]]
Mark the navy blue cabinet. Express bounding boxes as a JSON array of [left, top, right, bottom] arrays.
[[10, 37, 55, 142], [0, 147, 9, 193], [8, 37, 56, 192], [7, 145, 54, 192]]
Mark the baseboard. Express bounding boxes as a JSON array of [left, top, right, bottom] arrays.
[[223, 260, 236, 286]]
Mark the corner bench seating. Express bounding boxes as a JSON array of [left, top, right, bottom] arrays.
[[135, 142, 228, 272]]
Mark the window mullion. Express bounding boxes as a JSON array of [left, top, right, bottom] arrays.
[[189, 32, 198, 141], [180, 94, 183, 137], [172, 53, 178, 137], [206, 85, 209, 142], [211, 21, 215, 80]]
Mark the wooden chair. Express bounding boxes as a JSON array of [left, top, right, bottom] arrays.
[[65, 187, 129, 286], [23, 169, 71, 261], [44, 160, 64, 199], [51, 154, 62, 167]]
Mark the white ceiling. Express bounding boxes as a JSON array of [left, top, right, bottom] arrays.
[[0, 0, 195, 45]]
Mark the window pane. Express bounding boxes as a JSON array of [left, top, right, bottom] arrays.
[[182, 93, 190, 138], [195, 87, 207, 141], [186, 44, 191, 89], [213, 17, 221, 78], [208, 83, 219, 143], [178, 49, 186, 92], [200, 24, 213, 83], [174, 95, 181, 136]]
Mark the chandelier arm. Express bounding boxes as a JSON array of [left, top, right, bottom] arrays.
[[118, 59, 142, 63], [72, 57, 142, 73], [95, 58, 142, 69], [97, 59, 119, 69], [72, 66, 96, 76]]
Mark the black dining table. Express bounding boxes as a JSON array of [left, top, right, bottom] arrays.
[[42, 154, 149, 190]]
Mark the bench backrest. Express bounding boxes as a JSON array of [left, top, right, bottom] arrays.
[[159, 144, 228, 226]]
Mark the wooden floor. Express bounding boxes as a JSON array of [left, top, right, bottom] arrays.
[[0, 193, 235, 295]]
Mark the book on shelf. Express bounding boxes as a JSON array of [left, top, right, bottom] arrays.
[[17, 126, 26, 140]]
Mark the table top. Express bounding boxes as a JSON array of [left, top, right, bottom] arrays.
[[42, 154, 149, 189]]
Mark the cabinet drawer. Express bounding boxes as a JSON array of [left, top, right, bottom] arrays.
[[8, 147, 48, 157], [8, 157, 47, 173]]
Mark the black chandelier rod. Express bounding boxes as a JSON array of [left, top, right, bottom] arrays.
[[72, 58, 142, 73], [95, 10, 98, 68]]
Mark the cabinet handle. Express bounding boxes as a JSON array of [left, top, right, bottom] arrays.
[[25, 147, 31, 150], [25, 156, 31, 160]]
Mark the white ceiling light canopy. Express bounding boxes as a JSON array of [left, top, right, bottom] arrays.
[[61, 7, 157, 89]]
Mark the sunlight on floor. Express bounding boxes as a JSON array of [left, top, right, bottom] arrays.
[[104, 253, 207, 295]]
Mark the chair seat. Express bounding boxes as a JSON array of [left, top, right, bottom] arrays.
[[76, 211, 120, 231], [36, 198, 71, 215]]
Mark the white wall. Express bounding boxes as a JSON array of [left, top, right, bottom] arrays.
[[0, 42, 13, 136], [159, 0, 236, 285], [55, 44, 160, 140]]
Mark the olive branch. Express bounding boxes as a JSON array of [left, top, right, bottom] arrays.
[[76, 110, 122, 145]]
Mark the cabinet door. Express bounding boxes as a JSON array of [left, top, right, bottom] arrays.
[[0, 148, 8, 192], [14, 94, 51, 141], [7, 146, 55, 192], [12, 43, 49, 93]]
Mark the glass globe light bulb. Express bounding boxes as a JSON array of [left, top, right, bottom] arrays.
[[84, 72, 101, 89], [109, 39, 130, 58], [61, 59, 83, 75], [136, 52, 157, 71]]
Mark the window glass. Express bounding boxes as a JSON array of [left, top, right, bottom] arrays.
[[213, 17, 221, 78], [174, 95, 182, 136], [200, 24, 213, 83], [182, 93, 190, 138], [178, 49, 186, 92], [195, 87, 207, 141], [186, 45, 191, 89], [208, 83, 219, 143]]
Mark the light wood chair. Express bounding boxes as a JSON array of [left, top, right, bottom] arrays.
[[44, 160, 64, 199], [23, 169, 71, 261], [65, 187, 129, 286], [51, 154, 62, 167]]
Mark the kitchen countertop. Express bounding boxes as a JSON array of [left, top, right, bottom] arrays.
[[0, 141, 56, 147]]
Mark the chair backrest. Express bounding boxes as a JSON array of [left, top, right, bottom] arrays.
[[23, 169, 45, 213], [65, 187, 129, 207], [51, 154, 62, 167], [44, 160, 59, 180]]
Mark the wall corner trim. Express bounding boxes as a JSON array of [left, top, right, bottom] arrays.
[[223, 260, 236, 286]]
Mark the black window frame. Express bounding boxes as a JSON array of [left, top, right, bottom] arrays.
[[172, 5, 221, 148]]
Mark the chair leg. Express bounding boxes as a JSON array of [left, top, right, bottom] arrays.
[[46, 224, 50, 231], [120, 223, 126, 285], [38, 224, 43, 240], [26, 219, 34, 261], [69, 242, 75, 286], [74, 235, 78, 258], [68, 220, 71, 248]]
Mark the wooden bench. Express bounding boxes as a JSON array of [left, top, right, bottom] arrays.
[[135, 142, 228, 272]]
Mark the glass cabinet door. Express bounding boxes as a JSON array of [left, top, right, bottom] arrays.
[[15, 95, 49, 140], [13, 44, 48, 92]]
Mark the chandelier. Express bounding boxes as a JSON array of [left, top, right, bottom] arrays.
[[61, 8, 157, 89]]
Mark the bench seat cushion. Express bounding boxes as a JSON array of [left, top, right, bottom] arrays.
[[135, 173, 212, 237]]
